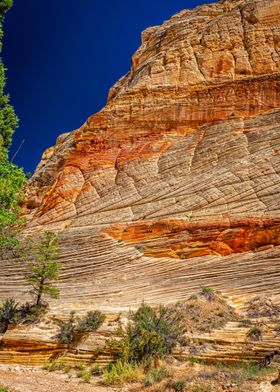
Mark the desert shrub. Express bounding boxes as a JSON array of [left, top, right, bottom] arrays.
[[226, 362, 275, 386], [246, 296, 280, 318], [74, 362, 86, 371], [17, 302, 47, 323], [0, 297, 19, 333], [166, 380, 186, 391], [77, 369, 91, 383], [77, 310, 105, 333], [201, 287, 214, 294], [90, 363, 102, 376], [55, 311, 76, 346], [0, 297, 48, 333], [0, 387, 13, 392], [189, 355, 199, 366], [201, 287, 214, 301], [143, 367, 169, 386], [238, 319, 253, 328], [189, 384, 211, 392], [0, 387, 16, 392], [115, 303, 185, 366], [43, 359, 68, 372], [172, 380, 186, 391], [246, 326, 263, 341], [103, 360, 143, 385], [55, 310, 105, 347], [201, 361, 275, 387]]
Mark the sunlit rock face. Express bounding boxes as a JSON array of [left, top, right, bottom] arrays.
[[6, 0, 280, 311]]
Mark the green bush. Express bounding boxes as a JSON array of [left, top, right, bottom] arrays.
[[246, 326, 263, 341], [90, 363, 102, 376], [201, 287, 214, 301], [55, 310, 105, 347], [103, 360, 143, 385], [115, 303, 185, 366], [166, 380, 186, 392], [238, 319, 253, 328], [77, 310, 105, 333], [143, 367, 169, 386], [0, 386, 12, 392], [0, 0, 27, 254], [55, 311, 76, 346], [227, 361, 274, 384], [17, 302, 47, 324], [0, 297, 48, 333], [0, 297, 18, 333], [43, 359, 68, 372], [173, 380, 186, 391], [77, 369, 91, 383]]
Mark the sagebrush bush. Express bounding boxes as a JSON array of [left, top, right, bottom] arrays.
[[201, 287, 214, 301], [77, 310, 105, 333], [173, 380, 186, 391], [55, 311, 76, 346], [246, 326, 263, 341], [114, 303, 185, 366], [55, 310, 105, 346]]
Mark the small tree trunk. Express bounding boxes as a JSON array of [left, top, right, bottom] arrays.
[[36, 293, 41, 307], [36, 278, 44, 307]]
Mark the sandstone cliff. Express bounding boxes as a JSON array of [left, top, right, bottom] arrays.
[[1, 0, 280, 366]]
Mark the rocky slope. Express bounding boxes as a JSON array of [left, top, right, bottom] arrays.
[[1, 0, 280, 367]]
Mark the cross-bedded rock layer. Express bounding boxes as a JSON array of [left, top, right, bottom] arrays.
[[1, 0, 280, 366], [18, 0, 280, 305]]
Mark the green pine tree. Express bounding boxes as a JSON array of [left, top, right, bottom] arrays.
[[25, 232, 61, 307], [0, 0, 26, 253]]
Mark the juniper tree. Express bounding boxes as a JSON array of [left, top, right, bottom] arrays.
[[25, 231, 61, 307]]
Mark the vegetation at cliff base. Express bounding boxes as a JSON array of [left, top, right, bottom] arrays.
[[0, 386, 13, 392], [55, 309, 105, 346], [0, 231, 61, 333], [0, 297, 18, 333], [113, 303, 185, 367], [103, 303, 185, 385]]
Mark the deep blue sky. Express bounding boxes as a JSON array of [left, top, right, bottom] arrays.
[[3, 0, 212, 173]]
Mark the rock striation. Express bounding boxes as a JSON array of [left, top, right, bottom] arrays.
[[1, 0, 280, 365]]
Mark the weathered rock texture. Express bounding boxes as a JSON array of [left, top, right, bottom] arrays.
[[1, 0, 280, 365]]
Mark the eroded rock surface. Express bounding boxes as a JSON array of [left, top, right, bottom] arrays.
[[1, 0, 280, 366]]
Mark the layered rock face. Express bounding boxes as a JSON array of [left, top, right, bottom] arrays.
[[1, 0, 280, 365], [19, 0, 280, 306]]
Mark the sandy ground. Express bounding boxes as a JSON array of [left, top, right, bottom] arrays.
[[0, 365, 125, 392], [1, 364, 280, 392]]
